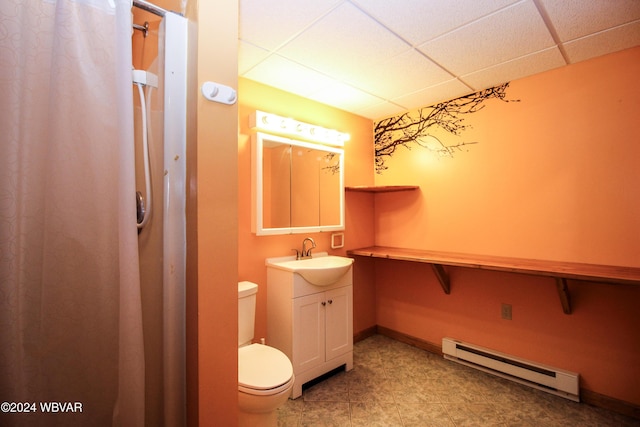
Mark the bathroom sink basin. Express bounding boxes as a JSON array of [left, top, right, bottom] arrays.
[[267, 255, 354, 286]]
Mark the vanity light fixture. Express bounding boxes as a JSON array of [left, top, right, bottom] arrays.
[[250, 110, 350, 147]]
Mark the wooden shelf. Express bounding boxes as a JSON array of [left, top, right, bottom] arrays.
[[347, 246, 640, 314], [345, 185, 419, 193]]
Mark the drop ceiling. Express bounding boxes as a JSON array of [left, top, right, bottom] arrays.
[[239, 0, 640, 120]]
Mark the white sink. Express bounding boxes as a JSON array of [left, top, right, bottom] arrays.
[[266, 254, 354, 286]]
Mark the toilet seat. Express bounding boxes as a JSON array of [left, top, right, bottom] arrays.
[[238, 344, 294, 396]]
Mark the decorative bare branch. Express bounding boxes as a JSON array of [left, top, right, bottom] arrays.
[[374, 83, 518, 173], [322, 152, 340, 175]]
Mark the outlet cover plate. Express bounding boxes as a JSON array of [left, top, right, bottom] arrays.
[[501, 303, 512, 320]]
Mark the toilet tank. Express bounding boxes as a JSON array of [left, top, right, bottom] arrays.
[[238, 281, 258, 347]]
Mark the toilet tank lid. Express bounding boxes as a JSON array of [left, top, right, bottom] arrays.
[[238, 281, 258, 298]]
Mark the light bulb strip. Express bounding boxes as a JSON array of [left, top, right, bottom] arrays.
[[250, 110, 350, 147]]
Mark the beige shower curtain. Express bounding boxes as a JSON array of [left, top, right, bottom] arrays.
[[0, 0, 145, 425]]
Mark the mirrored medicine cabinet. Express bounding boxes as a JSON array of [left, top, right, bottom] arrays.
[[251, 132, 345, 235]]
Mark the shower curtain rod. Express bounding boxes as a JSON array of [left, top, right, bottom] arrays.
[[133, 0, 167, 17]]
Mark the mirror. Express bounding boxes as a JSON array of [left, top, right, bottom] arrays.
[[252, 132, 344, 235]]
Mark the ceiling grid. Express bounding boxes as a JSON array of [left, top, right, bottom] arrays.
[[239, 0, 640, 119]]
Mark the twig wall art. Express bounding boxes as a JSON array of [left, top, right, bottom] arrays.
[[374, 83, 518, 173]]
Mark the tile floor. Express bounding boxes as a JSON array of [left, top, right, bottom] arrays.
[[276, 334, 639, 426]]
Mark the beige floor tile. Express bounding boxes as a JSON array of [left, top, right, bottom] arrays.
[[299, 401, 350, 426], [444, 402, 506, 426], [396, 401, 456, 427], [350, 402, 402, 426], [279, 335, 639, 427]]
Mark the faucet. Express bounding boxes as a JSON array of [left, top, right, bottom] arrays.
[[298, 237, 316, 259]]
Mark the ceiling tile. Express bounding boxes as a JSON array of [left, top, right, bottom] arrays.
[[344, 49, 454, 100], [352, 0, 519, 45], [392, 79, 473, 112], [418, 1, 555, 76], [243, 54, 337, 98], [539, 0, 640, 42], [238, 41, 270, 75], [563, 21, 640, 63], [277, 2, 409, 81], [357, 101, 408, 120], [462, 47, 566, 90], [239, 0, 342, 50], [305, 80, 386, 112]]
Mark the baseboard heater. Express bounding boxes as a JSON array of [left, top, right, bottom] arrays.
[[442, 338, 580, 402]]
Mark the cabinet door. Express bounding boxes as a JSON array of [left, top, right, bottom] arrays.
[[324, 285, 353, 361], [292, 292, 325, 373]]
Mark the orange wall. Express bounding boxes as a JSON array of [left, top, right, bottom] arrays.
[[238, 78, 376, 341], [372, 47, 640, 406], [375, 261, 640, 404], [374, 47, 640, 267], [186, 0, 239, 425]]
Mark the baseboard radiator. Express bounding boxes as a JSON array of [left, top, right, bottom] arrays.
[[442, 338, 580, 402]]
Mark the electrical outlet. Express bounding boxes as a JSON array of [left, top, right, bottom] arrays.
[[501, 303, 512, 320]]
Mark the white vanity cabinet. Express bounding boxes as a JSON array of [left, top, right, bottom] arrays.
[[267, 257, 353, 399]]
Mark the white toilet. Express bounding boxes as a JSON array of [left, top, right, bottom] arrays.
[[238, 281, 294, 427]]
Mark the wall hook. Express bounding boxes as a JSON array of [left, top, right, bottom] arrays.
[[201, 81, 237, 105]]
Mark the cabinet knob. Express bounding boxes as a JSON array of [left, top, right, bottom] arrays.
[[328, 299, 333, 304], [321, 301, 326, 306]]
